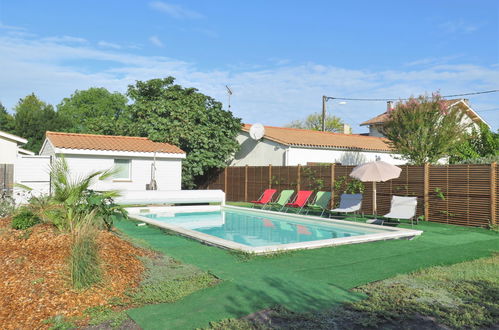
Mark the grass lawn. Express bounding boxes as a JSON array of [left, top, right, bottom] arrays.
[[208, 255, 499, 329], [115, 203, 498, 329]]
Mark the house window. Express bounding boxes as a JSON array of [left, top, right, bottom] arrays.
[[113, 159, 131, 180]]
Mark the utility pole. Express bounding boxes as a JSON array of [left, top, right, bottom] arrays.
[[322, 95, 327, 131], [226, 85, 233, 110]]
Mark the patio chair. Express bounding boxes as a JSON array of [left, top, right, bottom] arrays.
[[284, 190, 313, 214], [264, 190, 295, 211], [305, 191, 332, 217], [250, 189, 277, 208], [367, 196, 418, 227], [330, 194, 363, 219]]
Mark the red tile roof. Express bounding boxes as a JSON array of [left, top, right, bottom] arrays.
[[242, 124, 393, 152], [45, 131, 185, 154], [360, 99, 486, 126]]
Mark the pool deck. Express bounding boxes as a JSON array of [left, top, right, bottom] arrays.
[[126, 205, 423, 254]]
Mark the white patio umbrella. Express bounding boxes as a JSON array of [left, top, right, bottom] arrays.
[[349, 160, 402, 215]]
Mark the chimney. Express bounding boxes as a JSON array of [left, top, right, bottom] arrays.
[[342, 124, 352, 134], [387, 101, 394, 112]]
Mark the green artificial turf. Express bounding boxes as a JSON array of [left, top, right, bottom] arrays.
[[115, 212, 498, 330]]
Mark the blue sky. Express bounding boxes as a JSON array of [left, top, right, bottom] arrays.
[[0, 0, 498, 131]]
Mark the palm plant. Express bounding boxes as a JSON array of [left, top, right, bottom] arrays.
[[49, 157, 121, 232]]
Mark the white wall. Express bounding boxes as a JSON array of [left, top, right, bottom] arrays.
[[0, 138, 18, 164], [62, 154, 182, 191], [14, 155, 51, 203], [231, 132, 286, 166], [286, 147, 406, 166]]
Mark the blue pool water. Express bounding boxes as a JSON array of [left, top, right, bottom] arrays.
[[143, 209, 385, 247]]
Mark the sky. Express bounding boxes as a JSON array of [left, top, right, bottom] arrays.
[[0, 0, 498, 132]]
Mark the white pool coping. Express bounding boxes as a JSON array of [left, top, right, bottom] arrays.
[[126, 205, 423, 255]]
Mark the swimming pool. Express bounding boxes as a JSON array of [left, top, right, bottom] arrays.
[[127, 205, 423, 254]]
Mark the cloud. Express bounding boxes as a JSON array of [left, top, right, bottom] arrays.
[[0, 21, 25, 31], [404, 55, 463, 67], [439, 20, 481, 34], [148, 35, 164, 47], [98, 41, 122, 49], [0, 33, 498, 131], [41, 36, 87, 44], [149, 1, 203, 19]]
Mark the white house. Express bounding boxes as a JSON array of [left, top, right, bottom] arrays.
[[361, 99, 489, 138], [0, 130, 34, 164], [232, 124, 405, 166], [39, 131, 186, 191]]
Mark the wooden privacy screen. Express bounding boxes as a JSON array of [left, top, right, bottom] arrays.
[[0, 164, 14, 196], [203, 163, 498, 228]]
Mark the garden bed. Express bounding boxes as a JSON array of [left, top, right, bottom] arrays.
[[0, 217, 148, 329]]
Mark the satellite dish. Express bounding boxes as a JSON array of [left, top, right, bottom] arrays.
[[249, 123, 265, 140]]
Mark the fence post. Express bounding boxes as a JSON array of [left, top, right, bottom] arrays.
[[424, 163, 429, 221], [224, 168, 228, 197], [268, 164, 272, 189], [297, 164, 301, 191], [491, 162, 497, 226], [244, 165, 248, 202], [330, 163, 335, 208]]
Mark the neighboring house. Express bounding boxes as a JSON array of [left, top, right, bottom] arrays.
[[232, 124, 405, 166], [361, 99, 489, 138], [39, 131, 186, 191], [0, 130, 34, 164]]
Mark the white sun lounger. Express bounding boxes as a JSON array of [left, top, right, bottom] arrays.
[[330, 194, 363, 218], [367, 196, 418, 226]]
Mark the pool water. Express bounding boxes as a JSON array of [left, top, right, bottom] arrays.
[[143, 209, 386, 247]]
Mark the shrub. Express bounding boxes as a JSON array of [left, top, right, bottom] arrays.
[[11, 207, 40, 230], [82, 190, 127, 231]]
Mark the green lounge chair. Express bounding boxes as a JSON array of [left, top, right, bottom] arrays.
[[305, 191, 331, 217], [265, 190, 294, 211]]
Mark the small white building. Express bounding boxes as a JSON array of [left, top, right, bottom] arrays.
[[232, 124, 405, 166], [0, 130, 34, 164], [39, 131, 186, 191]]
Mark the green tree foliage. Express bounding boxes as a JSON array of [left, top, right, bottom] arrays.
[[380, 93, 469, 164], [450, 123, 499, 163], [124, 77, 242, 188], [57, 88, 128, 134], [0, 102, 15, 133], [286, 113, 344, 132], [13, 94, 68, 152]]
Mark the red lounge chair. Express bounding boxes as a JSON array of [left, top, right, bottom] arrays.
[[250, 189, 277, 208], [285, 190, 313, 213]]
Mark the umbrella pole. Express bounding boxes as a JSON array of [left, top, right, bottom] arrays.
[[373, 181, 377, 216]]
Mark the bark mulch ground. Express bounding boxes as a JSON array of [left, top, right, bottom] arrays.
[[0, 217, 149, 329]]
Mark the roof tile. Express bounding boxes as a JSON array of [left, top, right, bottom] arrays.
[[45, 131, 185, 154]]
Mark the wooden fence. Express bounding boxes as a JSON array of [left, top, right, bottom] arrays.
[[0, 164, 14, 196], [203, 163, 498, 228]]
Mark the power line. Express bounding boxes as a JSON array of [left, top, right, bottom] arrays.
[[325, 89, 499, 102], [477, 107, 499, 113]]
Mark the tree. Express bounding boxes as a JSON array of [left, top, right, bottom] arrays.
[[286, 113, 344, 132], [57, 88, 128, 134], [0, 102, 15, 133], [13, 94, 68, 152], [380, 93, 469, 164], [125, 77, 242, 188], [450, 123, 499, 163]]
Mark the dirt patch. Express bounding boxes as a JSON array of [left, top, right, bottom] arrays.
[[0, 217, 149, 329]]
